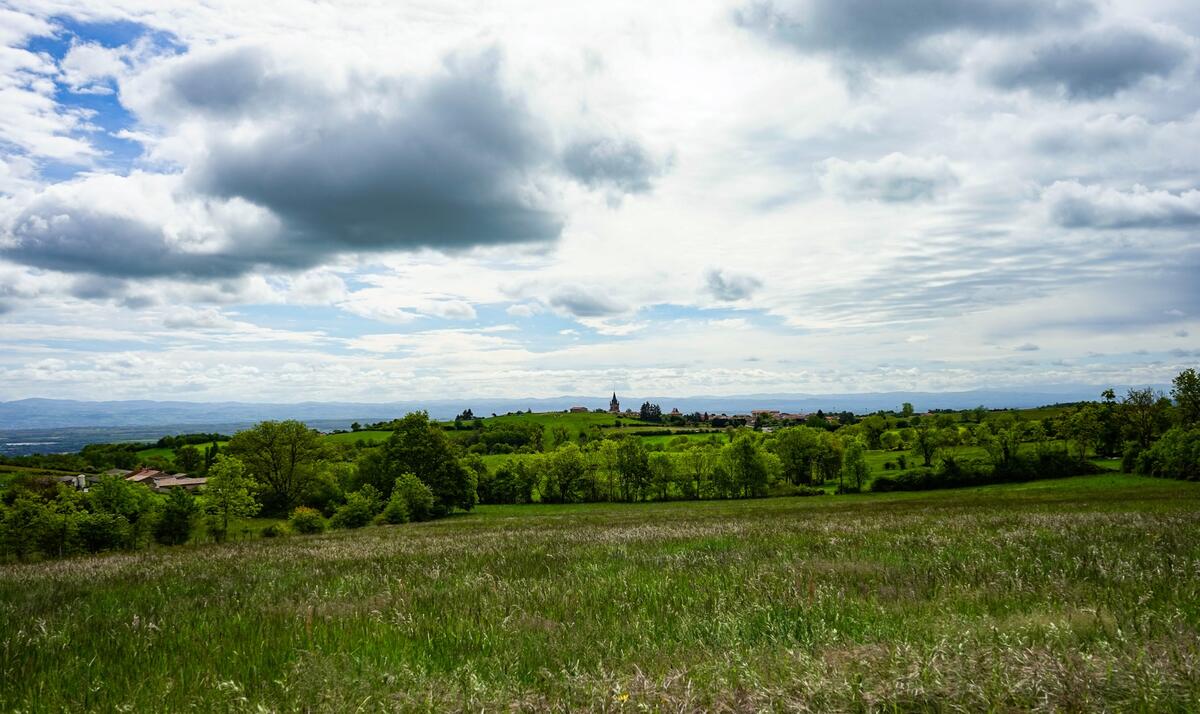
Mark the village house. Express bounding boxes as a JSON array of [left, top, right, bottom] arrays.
[[125, 467, 207, 492]]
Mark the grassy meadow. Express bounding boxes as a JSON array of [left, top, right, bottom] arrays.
[[2, 474, 1198, 711]]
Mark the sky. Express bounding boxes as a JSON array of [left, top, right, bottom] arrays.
[[0, 0, 1197, 404]]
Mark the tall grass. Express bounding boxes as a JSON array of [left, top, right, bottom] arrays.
[[1, 474, 1197, 711]]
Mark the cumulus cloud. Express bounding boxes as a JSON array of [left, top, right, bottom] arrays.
[[0, 42, 664, 280], [1045, 181, 1200, 229], [987, 25, 1191, 99], [547, 286, 627, 317], [735, 0, 1092, 72], [705, 269, 762, 301], [819, 153, 959, 202], [563, 135, 666, 195]]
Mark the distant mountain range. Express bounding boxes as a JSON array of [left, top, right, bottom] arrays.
[[0, 386, 1151, 430]]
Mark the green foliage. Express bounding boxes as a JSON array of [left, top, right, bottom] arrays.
[[477, 460, 536, 505], [840, 439, 870, 491], [770, 427, 821, 485], [288, 506, 326, 534], [227, 420, 323, 514], [154, 487, 198, 545], [369, 413, 476, 516], [390, 473, 435, 522], [1135, 427, 1200, 481], [718, 433, 772, 498], [202, 455, 260, 541], [615, 437, 651, 501], [173, 445, 204, 474], [88, 475, 159, 548], [1172, 369, 1200, 427], [330, 486, 382, 529], [910, 422, 945, 468], [542, 444, 589, 503]]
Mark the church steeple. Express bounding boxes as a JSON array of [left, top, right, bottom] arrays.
[[609, 392, 620, 414]]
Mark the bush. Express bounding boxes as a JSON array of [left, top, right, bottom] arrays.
[[288, 507, 326, 534], [767, 482, 825, 497], [871, 452, 1101, 493], [392, 473, 435, 521], [261, 523, 286, 538], [1136, 427, 1200, 480], [376, 495, 410, 525], [154, 488, 198, 546], [330, 488, 380, 529], [1121, 442, 1141, 473], [77, 512, 130, 552]]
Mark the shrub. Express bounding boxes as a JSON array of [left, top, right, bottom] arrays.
[[330, 489, 380, 529], [1137, 427, 1200, 481], [77, 512, 130, 552], [376, 495, 410, 525], [1121, 442, 1141, 473], [288, 507, 326, 534], [261, 523, 286, 538], [392, 473, 435, 521], [154, 488, 198, 546], [767, 482, 825, 497]]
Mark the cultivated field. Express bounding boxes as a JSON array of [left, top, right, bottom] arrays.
[[2, 474, 1198, 711]]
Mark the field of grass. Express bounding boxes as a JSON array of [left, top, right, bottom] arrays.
[[462, 411, 648, 438], [2, 474, 1197, 710], [321, 430, 393, 446], [134, 440, 229, 465]]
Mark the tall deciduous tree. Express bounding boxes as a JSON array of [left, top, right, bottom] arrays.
[[202, 455, 260, 541], [1172, 368, 1200, 427], [1123, 387, 1166, 448], [911, 422, 943, 468], [227, 420, 323, 513], [840, 438, 870, 491], [771, 427, 821, 485], [368, 412, 476, 516]]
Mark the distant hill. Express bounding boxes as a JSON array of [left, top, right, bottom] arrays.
[[0, 386, 1154, 429]]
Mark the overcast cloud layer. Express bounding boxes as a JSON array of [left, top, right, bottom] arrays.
[[0, 0, 1197, 403]]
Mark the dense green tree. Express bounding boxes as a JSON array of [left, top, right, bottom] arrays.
[[911, 422, 943, 468], [771, 427, 821, 485], [840, 439, 870, 492], [154, 487, 198, 545], [648, 452, 678, 500], [1172, 368, 1200, 427], [1122, 387, 1166, 449], [391, 472, 435, 521], [88, 475, 159, 548], [201, 455, 260, 541], [679, 443, 715, 499], [859, 415, 887, 450], [900, 402, 915, 417], [879, 431, 901, 451], [174, 445, 203, 474], [979, 418, 1024, 471], [814, 431, 844, 483], [615, 437, 651, 501], [1063, 405, 1101, 462], [543, 444, 588, 503], [370, 412, 476, 516], [721, 433, 771, 498], [330, 486, 382, 529], [227, 420, 323, 513]]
